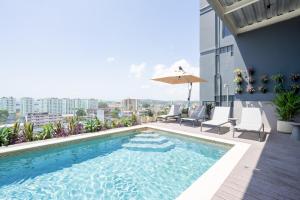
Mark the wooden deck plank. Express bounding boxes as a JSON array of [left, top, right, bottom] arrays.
[[150, 122, 300, 200]]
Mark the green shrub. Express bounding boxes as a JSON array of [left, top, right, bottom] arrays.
[[85, 119, 98, 132], [103, 120, 112, 129], [9, 122, 20, 144], [0, 127, 12, 146], [35, 124, 53, 140], [94, 117, 103, 131], [273, 91, 300, 121], [23, 122, 34, 142]]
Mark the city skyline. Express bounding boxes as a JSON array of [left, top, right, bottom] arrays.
[[0, 0, 200, 101]]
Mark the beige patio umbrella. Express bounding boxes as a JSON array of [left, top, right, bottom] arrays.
[[152, 66, 207, 109]]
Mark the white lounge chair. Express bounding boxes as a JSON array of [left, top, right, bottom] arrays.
[[180, 106, 206, 127], [200, 106, 230, 134], [233, 108, 264, 142], [156, 105, 181, 122]]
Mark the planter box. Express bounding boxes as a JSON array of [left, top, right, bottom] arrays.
[[277, 120, 293, 133]]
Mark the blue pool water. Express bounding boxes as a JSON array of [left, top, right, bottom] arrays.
[[0, 130, 230, 200]]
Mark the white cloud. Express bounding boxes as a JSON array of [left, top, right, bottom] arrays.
[[153, 59, 198, 78], [130, 63, 146, 79], [106, 57, 116, 63]]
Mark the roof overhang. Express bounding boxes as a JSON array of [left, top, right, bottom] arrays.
[[207, 0, 300, 35]]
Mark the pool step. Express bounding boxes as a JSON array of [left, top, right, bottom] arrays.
[[123, 133, 175, 152], [129, 136, 168, 144], [122, 141, 175, 152], [135, 133, 160, 138]]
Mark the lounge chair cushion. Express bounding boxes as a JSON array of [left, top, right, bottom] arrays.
[[202, 120, 228, 126], [235, 123, 262, 131], [211, 107, 230, 121], [234, 108, 263, 131]]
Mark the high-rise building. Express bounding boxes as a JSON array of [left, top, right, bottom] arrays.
[[62, 98, 75, 115], [0, 97, 16, 114], [74, 99, 88, 110], [121, 98, 138, 112], [38, 98, 62, 114], [20, 97, 34, 116]]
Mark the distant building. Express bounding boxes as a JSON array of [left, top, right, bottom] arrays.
[[121, 98, 138, 112], [74, 99, 88, 110], [38, 98, 62, 114], [0, 97, 16, 114], [96, 109, 105, 121], [88, 99, 98, 110], [62, 98, 75, 115], [107, 102, 121, 110], [25, 112, 62, 127], [20, 97, 34, 116], [120, 110, 133, 117]]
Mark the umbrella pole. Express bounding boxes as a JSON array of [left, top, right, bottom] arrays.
[[187, 82, 192, 110]]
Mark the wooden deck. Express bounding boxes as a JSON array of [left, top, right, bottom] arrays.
[[150, 122, 300, 200]]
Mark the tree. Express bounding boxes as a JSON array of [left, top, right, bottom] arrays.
[[98, 102, 108, 108], [142, 103, 150, 108], [76, 109, 86, 117], [146, 109, 153, 117], [111, 108, 120, 118], [0, 110, 9, 124]]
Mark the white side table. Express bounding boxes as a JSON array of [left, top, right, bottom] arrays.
[[290, 123, 300, 141]]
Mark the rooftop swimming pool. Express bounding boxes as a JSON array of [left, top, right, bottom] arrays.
[[0, 129, 231, 200]]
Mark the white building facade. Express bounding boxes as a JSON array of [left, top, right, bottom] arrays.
[[20, 97, 34, 116], [121, 98, 138, 112], [88, 99, 98, 110], [74, 99, 88, 110], [38, 98, 62, 114], [25, 112, 62, 127], [62, 98, 75, 115], [0, 97, 16, 114]]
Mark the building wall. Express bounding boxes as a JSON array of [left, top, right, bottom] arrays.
[[200, 0, 300, 130], [200, 1, 236, 104], [88, 99, 98, 110], [121, 99, 138, 112], [234, 17, 300, 101], [0, 97, 16, 114], [38, 98, 62, 114], [20, 97, 33, 116], [62, 98, 75, 115]]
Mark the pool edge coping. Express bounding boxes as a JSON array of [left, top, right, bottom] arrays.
[[0, 124, 250, 200]]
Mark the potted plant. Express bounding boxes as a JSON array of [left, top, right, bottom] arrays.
[[248, 77, 255, 84], [234, 77, 243, 85], [290, 84, 300, 94], [247, 85, 255, 94], [247, 67, 255, 75], [235, 86, 243, 94], [258, 85, 267, 93], [291, 73, 300, 82], [234, 68, 242, 77], [272, 74, 285, 93], [272, 74, 284, 83], [273, 91, 300, 133], [261, 75, 269, 83]]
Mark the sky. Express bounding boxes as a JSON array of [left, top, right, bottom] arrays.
[[0, 0, 200, 101]]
